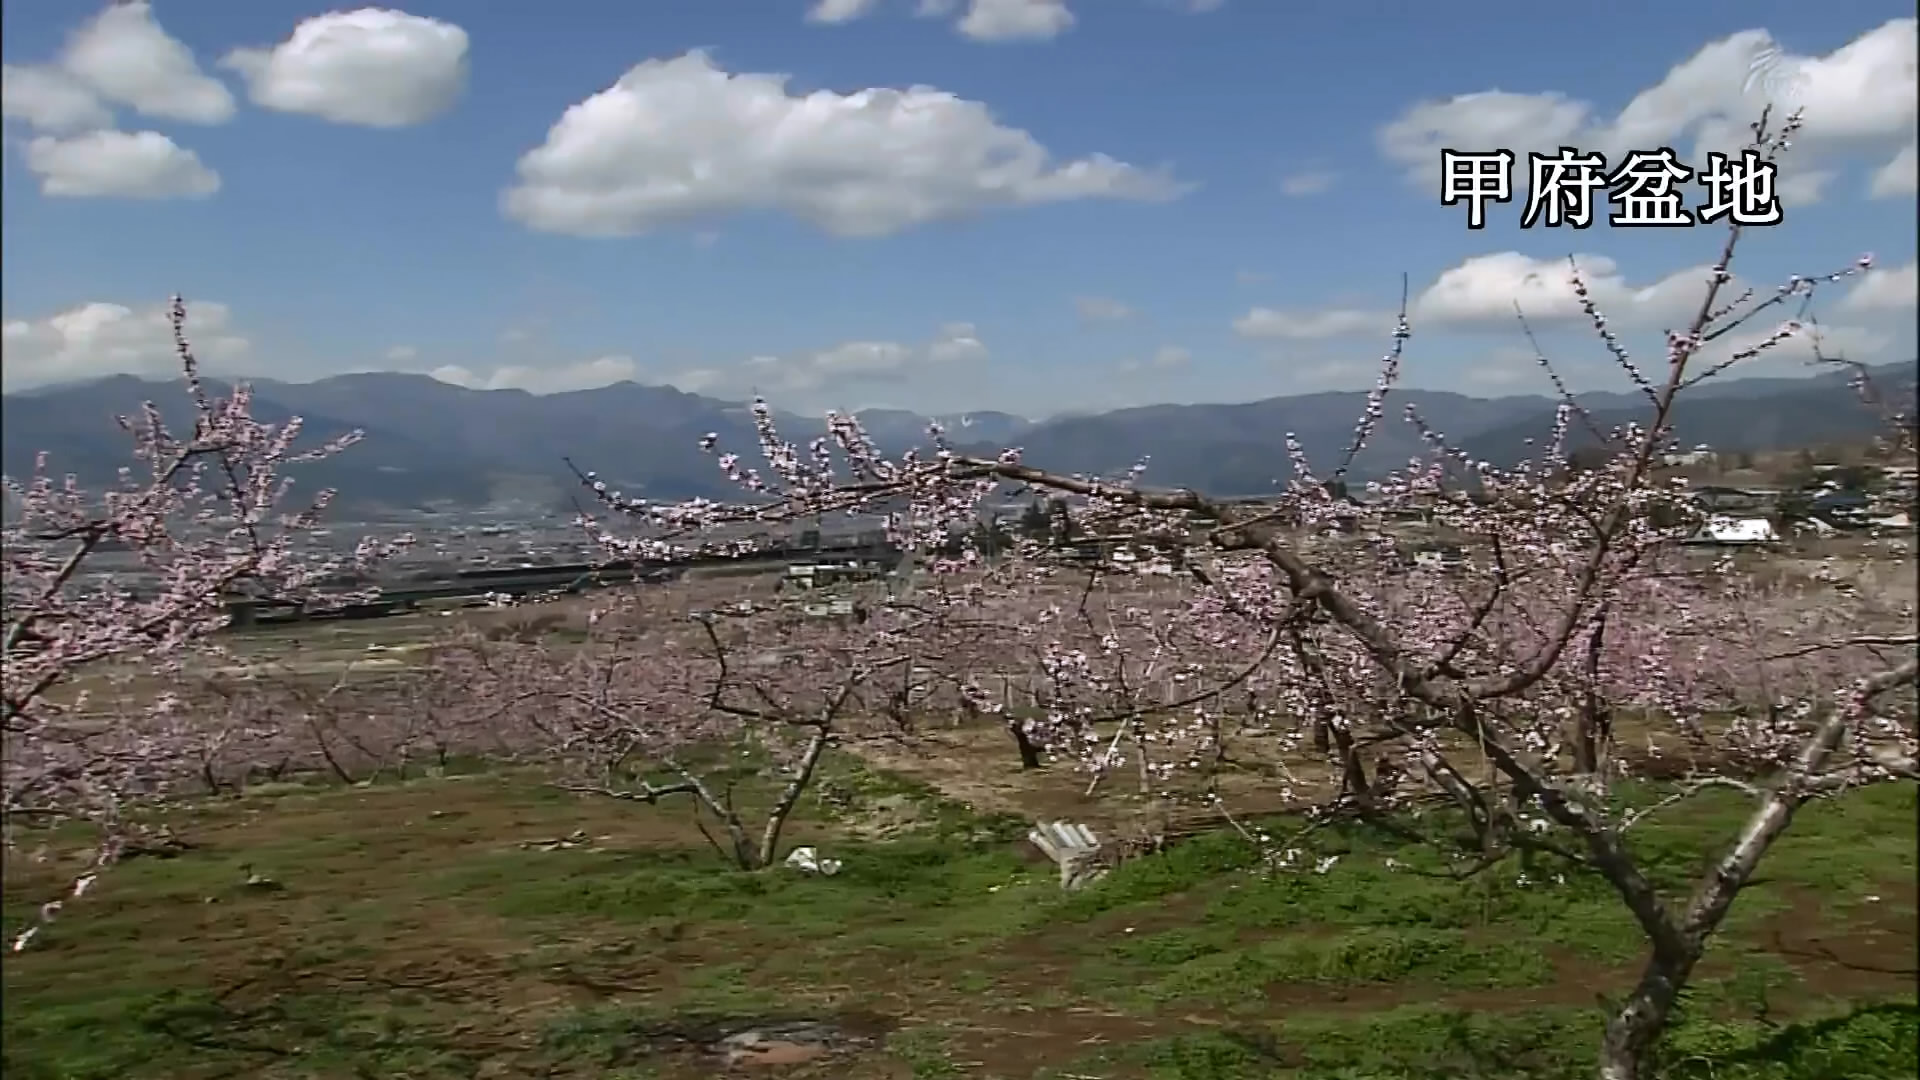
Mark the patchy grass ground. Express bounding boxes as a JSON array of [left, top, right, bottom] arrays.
[[3, 756, 1914, 1080]]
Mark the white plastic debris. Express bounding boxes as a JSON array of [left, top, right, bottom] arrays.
[[520, 829, 592, 852], [784, 846, 843, 875], [1029, 821, 1107, 890]]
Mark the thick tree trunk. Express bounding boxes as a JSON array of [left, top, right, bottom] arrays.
[[1585, 711, 1851, 1078], [1597, 949, 1698, 1080]]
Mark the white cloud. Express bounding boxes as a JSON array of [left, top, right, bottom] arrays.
[[1119, 345, 1192, 372], [1793, 324, 1894, 365], [1466, 321, 1901, 392], [1235, 251, 1843, 359], [1275, 356, 1379, 391], [1, 5, 229, 200], [1699, 322, 1894, 378], [1235, 307, 1385, 340], [501, 50, 1185, 238], [1, 299, 248, 391], [778, 342, 912, 383], [23, 129, 219, 199], [1841, 261, 1918, 312], [1379, 91, 1588, 182], [907, 0, 1209, 44], [670, 323, 988, 400], [1870, 142, 1917, 197], [1279, 169, 1337, 196], [1075, 295, 1134, 322], [59, 1, 235, 125], [429, 354, 638, 394], [807, 0, 884, 23], [1378, 20, 1917, 208], [1461, 346, 1547, 389], [1248, 253, 1911, 395], [667, 367, 727, 395], [1121, 345, 1190, 376], [1, 65, 114, 134], [926, 322, 990, 364], [1414, 252, 1713, 332], [222, 9, 469, 128], [385, 344, 420, 363], [433, 324, 991, 403], [957, 0, 1075, 42], [1, 3, 234, 135], [1774, 167, 1838, 206], [1150, 344, 1191, 368]]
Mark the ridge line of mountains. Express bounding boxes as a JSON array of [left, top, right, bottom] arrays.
[[4, 363, 1913, 513]]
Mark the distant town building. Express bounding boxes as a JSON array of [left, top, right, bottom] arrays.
[[1684, 516, 1778, 546], [1660, 446, 1718, 468]]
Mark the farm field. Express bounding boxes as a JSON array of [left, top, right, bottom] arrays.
[[4, 748, 1914, 1080]]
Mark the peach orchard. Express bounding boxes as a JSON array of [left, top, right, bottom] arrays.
[[3, 109, 1914, 1080]]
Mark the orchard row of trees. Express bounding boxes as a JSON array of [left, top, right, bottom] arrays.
[[4, 109, 1915, 1080]]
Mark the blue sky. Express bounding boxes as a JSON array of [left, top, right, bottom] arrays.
[[2, 1, 1914, 417]]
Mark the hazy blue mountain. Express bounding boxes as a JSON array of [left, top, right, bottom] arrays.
[[5, 362, 1909, 512], [1459, 362, 1916, 469]]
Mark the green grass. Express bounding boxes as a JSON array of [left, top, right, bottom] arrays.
[[1081, 925, 1558, 1012], [1047, 1000, 1920, 1080], [3, 760, 1914, 1079]]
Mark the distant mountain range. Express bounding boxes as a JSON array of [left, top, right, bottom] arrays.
[[4, 362, 1912, 513]]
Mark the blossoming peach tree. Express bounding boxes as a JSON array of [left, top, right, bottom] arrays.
[[1, 299, 400, 950], [572, 109, 1915, 1080], [436, 572, 983, 870]]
